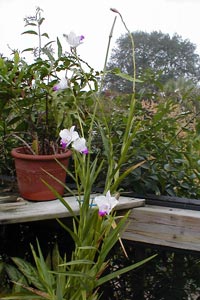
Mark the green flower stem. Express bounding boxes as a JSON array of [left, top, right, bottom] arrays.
[[103, 9, 137, 192], [99, 15, 117, 94]]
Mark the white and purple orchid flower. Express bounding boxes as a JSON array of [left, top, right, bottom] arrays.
[[72, 137, 88, 154], [94, 191, 118, 217], [53, 77, 68, 91], [59, 126, 88, 154], [59, 126, 79, 148], [53, 33, 84, 91], [63, 31, 84, 48]]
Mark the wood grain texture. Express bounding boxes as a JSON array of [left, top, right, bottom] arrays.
[[0, 195, 145, 224], [122, 205, 200, 251]]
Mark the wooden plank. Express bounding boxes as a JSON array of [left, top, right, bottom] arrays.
[[0, 196, 145, 225], [122, 205, 200, 251]]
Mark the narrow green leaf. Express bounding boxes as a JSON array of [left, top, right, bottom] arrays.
[[43, 40, 54, 48], [30, 240, 54, 289], [21, 48, 34, 53], [42, 47, 55, 62], [25, 22, 37, 27], [96, 254, 157, 287], [51, 270, 93, 279], [78, 246, 96, 250], [111, 160, 146, 193], [110, 68, 143, 82], [14, 52, 20, 65], [56, 218, 80, 246], [98, 213, 129, 263], [59, 259, 95, 267], [40, 176, 79, 222], [21, 30, 38, 35], [38, 17, 45, 26], [11, 257, 44, 291], [41, 33, 49, 39], [0, 294, 43, 299], [4, 264, 27, 286], [57, 37, 62, 58]]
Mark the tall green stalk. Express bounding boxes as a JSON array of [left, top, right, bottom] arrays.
[[100, 9, 139, 193]]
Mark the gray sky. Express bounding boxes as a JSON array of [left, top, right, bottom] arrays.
[[1, 0, 200, 71]]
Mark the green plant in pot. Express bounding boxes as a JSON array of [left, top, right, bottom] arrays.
[[8, 54, 73, 200], [3, 7, 97, 201]]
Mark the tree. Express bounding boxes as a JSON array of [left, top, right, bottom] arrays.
[[104, 31, 200, 93]]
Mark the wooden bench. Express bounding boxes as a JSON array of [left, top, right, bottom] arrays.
[[0, 194, 144, 224], [1, 193, 200, 252]]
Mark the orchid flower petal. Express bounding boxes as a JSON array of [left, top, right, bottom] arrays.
[[63, 31, 84, 48], [72, 137, 88, 154], [59, 126, 79, 148], [53, 77, 68, 91], [94, 191, 118, 216]]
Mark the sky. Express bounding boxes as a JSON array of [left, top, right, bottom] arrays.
[[1, 0, 200, 71]]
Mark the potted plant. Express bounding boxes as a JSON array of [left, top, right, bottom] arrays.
[[7, 54, 72, 200], [1, 8, 95, 201]]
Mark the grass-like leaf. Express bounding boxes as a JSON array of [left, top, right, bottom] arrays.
[[96, 254, 157, 287]]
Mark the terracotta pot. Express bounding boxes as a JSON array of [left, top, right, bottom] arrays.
[[11, 147, 72, 201]]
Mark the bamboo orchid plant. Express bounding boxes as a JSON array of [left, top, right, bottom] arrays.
[[2, 7, 156, 300]]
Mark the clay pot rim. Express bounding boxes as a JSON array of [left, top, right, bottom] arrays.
[[11, 146, 72, 161]]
